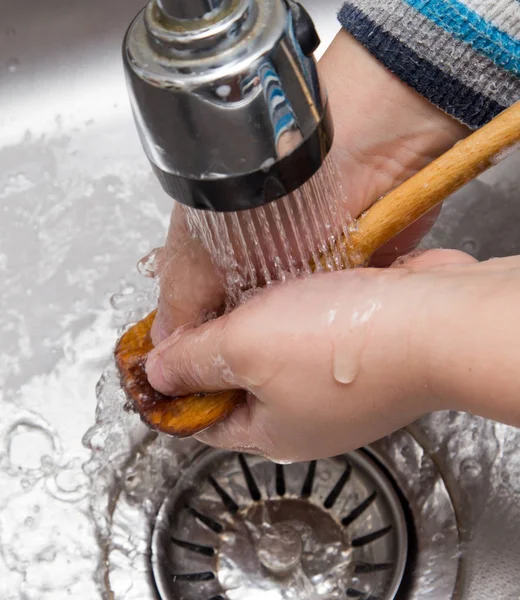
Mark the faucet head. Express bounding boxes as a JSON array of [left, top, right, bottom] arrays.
[[155, 0, 222, 20], [123, 0, 333, 212]]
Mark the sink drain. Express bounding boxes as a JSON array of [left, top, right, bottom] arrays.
[[151, 449, 408, 600]]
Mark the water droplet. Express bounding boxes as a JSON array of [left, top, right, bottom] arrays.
[[333, 344, 360, 385], [260, 157, 276, 172], [46, 463, 90, 503], [7, 58, 19, 73], [216, 84, 232, 99], [24, 516, 34, 528], [39, 546, 57, 562], [332, 322, 361, 386], [6, 421, 57, 472], [121, 283, 136, 295], [110, 293, 124, 309], [41, 454, 55, 475], [137, 248, 161, 278]]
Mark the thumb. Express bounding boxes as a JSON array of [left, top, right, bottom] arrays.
[[146, 315, 238, 397]]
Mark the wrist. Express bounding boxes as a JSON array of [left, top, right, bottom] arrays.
[[320, 30, 469, 216], [356, 269, 444, 419], [411, 258, 520, 422]]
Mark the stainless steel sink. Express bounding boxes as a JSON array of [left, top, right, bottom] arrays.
[[2, 1, 520, 599]]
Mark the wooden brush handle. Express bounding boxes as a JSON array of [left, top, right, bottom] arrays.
[[345, 101, 520, 266]]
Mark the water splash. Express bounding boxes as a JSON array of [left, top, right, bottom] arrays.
[[0, 306, 121, 600], [137, 247, 162, 279], [82, 361, 203, 599]]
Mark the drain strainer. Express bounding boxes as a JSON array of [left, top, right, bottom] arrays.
[[151, 449, 408, 600]]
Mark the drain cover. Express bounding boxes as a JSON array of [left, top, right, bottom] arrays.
[[151, 449, 408, 600]]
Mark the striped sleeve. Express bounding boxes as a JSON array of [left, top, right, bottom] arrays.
[[338, 0, 520, 129]]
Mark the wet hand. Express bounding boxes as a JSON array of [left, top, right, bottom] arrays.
[[146, 250, 476, 462]]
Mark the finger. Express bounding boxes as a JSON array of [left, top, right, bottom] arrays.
[[146, 314, 237, 397], [151, 246, 224, 344], [151, 207, 224, 345], [195, 398, 344, 463], [194, 399, 264, 454]]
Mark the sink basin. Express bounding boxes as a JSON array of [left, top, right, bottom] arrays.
[[1, 1, 520, 599]]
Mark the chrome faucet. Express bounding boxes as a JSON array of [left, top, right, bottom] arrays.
[[123, 0, 332, 211]]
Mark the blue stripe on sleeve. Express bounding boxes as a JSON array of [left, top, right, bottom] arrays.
[[404, 0, 520, 75], [269, 88, 285, 102], [274, 113, 296, 137], [339, 3, 506, 128]]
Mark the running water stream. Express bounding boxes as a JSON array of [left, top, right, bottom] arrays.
[[183, 156, 352, 309]]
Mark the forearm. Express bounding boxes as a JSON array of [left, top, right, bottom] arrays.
[[418, 257, 520, 425], [321, 30, 468, 212], [320, 30, 468, 262]]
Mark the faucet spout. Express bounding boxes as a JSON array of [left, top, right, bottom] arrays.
[[157, 0, 223, 19], [125, 0, 332, 211]]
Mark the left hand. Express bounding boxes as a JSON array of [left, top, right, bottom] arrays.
[[146, 249, 476, 462]]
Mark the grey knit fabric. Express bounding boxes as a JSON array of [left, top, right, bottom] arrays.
[[338, 0, 520, 128]]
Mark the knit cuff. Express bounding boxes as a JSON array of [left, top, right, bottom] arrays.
[[338, 0, 520, 129]]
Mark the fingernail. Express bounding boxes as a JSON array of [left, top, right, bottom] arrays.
[[145, 351, 172, 395], [146, 326, 187, 394]]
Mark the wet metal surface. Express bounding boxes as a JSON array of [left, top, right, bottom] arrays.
[[152, 449, 408, 600]]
